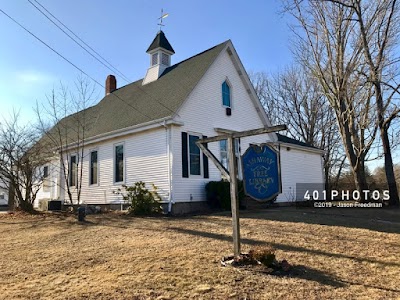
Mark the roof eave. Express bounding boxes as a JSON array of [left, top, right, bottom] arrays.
[[223, 41, 278, 142], [63, 116, 183, 151], [277, 141, 325, 154]]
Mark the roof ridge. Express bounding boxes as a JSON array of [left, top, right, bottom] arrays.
[[114, 40, 230, 91], [42, 39, 231, 145], [165, 40, 229, 70]]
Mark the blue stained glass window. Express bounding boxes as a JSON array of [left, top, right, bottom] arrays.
[[222, 81, 231, 107]]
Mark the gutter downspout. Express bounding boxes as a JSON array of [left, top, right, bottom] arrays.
[[164, 122, 173, 213]]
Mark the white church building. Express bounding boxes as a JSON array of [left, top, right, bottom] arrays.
[[34, 31, 324, 213]]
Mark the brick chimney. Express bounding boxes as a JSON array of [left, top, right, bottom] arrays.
[[105, 75, 117, 95]]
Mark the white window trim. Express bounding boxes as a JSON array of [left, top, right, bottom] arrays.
[[89, 148, 99, 187], [188, 132, 203, 177], [222, 78, 233, 109], [113, 142, 125, 184], [43, 165, 50, 192], [236, 139, 242, 180], [220, 140, 229, 171], [220, 139, 242, 179]]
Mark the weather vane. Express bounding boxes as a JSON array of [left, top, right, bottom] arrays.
[[157, 9, 169, 31]]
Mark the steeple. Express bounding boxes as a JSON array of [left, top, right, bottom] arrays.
[[142, 31, 175, 85]]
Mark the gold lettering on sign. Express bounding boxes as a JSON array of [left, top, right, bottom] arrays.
[[247, 157, 275, 195]]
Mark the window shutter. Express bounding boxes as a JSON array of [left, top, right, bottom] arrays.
[[203, 135, 209, 179], [181, 132, 189, 178]]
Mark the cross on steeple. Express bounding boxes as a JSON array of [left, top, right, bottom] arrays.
[[157, 9, 169, 31]]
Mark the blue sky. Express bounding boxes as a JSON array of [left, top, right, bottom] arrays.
[[0, 0, 291, 124]]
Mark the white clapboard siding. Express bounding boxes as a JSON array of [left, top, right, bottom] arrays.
[[61, 128, 169, 205], [171, 47, 274, 203], [34, 161, 60, 208], [0, 185, 8, 205], [277, 147, 324, 202]]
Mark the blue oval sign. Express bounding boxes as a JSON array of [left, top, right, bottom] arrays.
[[242, 144, 281, 202]]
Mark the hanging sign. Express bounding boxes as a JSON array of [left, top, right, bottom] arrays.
[[242, 144, 281, 202]]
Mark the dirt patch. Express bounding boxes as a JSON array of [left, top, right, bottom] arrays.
[[0, 208, 399, 299]]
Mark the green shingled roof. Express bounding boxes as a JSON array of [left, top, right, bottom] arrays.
[[44, 40, 229, 145], [146, 30, 175, 54]]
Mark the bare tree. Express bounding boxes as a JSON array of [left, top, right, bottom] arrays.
[[284, 0, 380, 196], [321, 0, 400, 205], [0, 111, 48, 212], [250, 66, 345, 191], [36, 76, 98, 205]]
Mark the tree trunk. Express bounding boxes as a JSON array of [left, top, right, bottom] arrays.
[[352, 0, 400, 207], [381, 127, 400, 206], [339, 110, 369, 197], [324, 156, 331, 195], [352, 162, 369, 200], [8, 184, 15, 211], [19, 199, 34, 213], [324, 163, 330, 195], [375, 83, 399, 206]]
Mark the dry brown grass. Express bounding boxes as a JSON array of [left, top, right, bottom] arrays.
[[0, 207, 399, 300]]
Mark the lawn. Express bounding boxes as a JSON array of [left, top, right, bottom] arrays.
[[0, 207, 399, 299]]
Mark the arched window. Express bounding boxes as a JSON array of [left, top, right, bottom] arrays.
[[222, 81, 231, 108]]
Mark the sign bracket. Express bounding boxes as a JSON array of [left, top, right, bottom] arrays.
[[196, 125, 286, 257]]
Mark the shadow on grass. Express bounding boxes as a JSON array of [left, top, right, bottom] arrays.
[[338, 279, 400, 293], [262, 265, 400, 293], [58, 213, 132, 229], [215, 207, 400, 234], [169, 226, 400, 292], [0, 212, 131, 230], [234, 263, 346, 287], [275, 265, 345, 287], [168, 226, 400, 269]]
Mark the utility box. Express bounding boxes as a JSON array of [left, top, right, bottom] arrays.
[[77, 207, 86, 222], [48, 200, 62, 211]]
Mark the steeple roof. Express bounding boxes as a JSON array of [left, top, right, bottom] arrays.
[[146, 30, 175, 54]]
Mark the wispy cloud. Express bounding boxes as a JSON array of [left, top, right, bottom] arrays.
[[14, 70, 54, 84]]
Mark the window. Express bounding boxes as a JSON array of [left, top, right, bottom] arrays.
[[189, 135, 201, 175], [222, 81, 231, 108], [69, 155, 77, 187], [182, 132, 208, 178], [115, 145, 124, 183], [161, 53, 169, 65], [151, 53, 158, 66], [43, 166, 50, 192], [220, 139, 241, 173], [90, 151, 98, 185], [220, 140, 228, 170], [43, 166, 49, 178], [0, 194, 5, 200]]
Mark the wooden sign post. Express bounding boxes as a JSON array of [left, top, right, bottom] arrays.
[[196, 125, 286, 256], [227, 136, 240, 255]]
